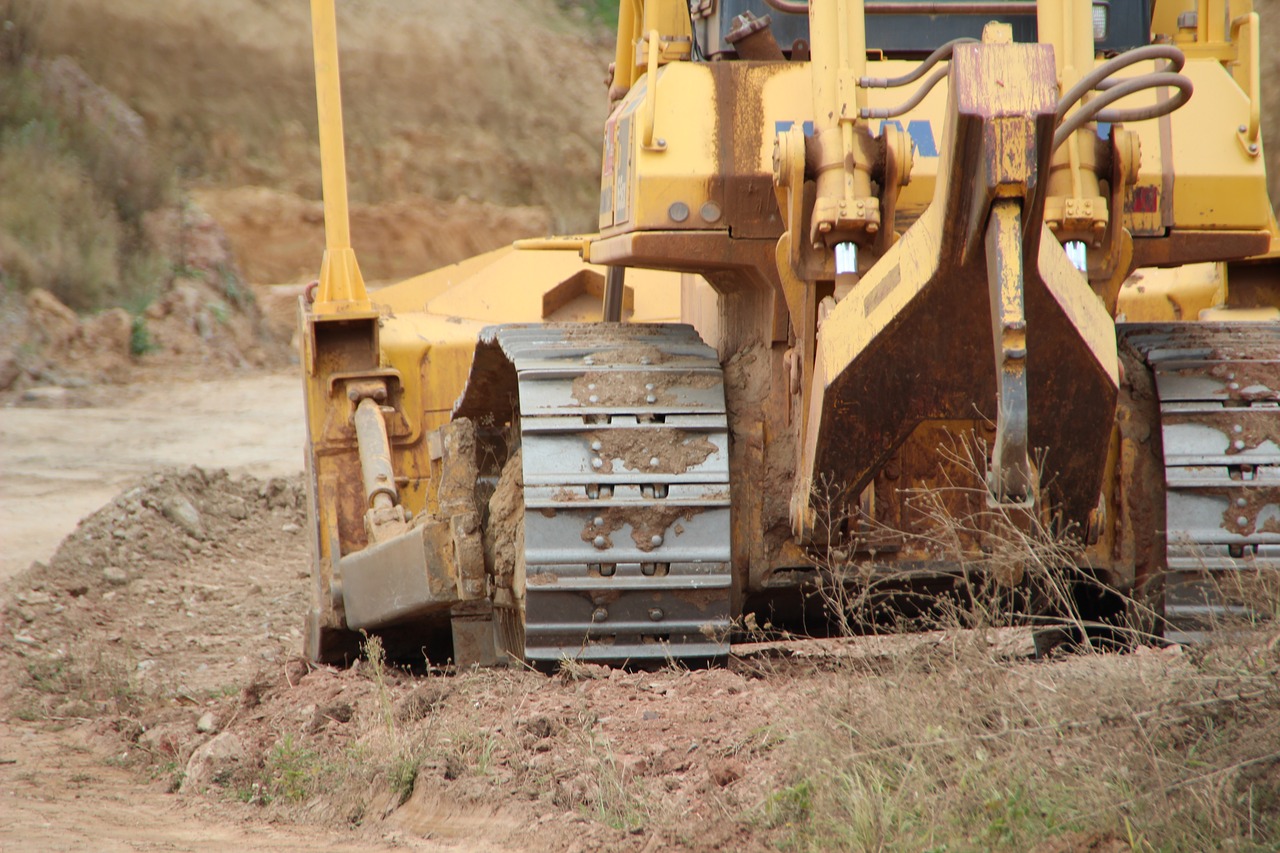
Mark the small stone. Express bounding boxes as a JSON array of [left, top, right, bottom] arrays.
[[281, 522, 301, 534], [162, 496, 206, 540], [183, 732, 247, 793], [196, 711, 219, 734], [103, 566, 129, 585], [136, 659, 158, 672]]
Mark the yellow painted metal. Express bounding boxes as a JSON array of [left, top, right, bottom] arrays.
[[1117, 262, 1227, 321], [309, 0, 370, 314], [807, 0, 878, 247]]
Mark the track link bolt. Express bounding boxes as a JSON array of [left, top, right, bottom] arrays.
[[593, 516, 604, 527], [591, 440, 603, 451], [650, 534, 664, 547], [592, 457, 604, 469], [589, 394, 600, 404], [1237, 516, 1250, 528], [648, 608, 664, 622], [646, 394, 657, 404], [649, 456, 660, 467], [1234, 424, 1244, 433], [592, 607, 609, 622], [1237, 497, 1249, 508], [1234, 440, 1247, 451], [593, 535, 608, 549]]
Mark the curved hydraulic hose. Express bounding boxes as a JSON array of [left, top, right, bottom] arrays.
[[1053, 71, 1192, 152], [859, 37, 976, 89], [860, 64, 949, 119], [1055, 44, 1186, 123]]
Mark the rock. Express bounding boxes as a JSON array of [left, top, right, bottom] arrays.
[[103, 566, 129, 585], [708, 757, 745, 787], [82, 308, 133, 359], [25, 289, 79, 349], [281, 522, 301, 534], [195, 711, 219, 734], [136, 659, 158, 672], [0, 351, 20, 391], [161, 496, 206, 540], [182, 732, 247, 793]]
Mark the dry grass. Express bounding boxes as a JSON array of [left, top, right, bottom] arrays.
[[0, 1, 173, 311]]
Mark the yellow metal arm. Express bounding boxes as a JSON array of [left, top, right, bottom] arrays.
[[310, 0, 370, 311]]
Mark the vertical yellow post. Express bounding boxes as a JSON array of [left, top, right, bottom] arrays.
[[807, 0, 876, 257], [1038, 0, 1105, 249], [310, 0, 370, 312]]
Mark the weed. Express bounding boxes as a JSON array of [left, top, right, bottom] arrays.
[[129, 314, 156, 356], [264, 734, 321, 804]]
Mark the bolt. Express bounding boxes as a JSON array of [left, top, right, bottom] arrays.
[[648, 607, 665, 622], [589, 394, 599, 404], [1237, 497, 1249, 508], [591, 440, 603, 451], [650, 534, 664, 547], [593, 535, 608, 549], [592, 607, 609, 622], [592, 457, 604, 469], [1235, 439, 1247, 451], [866, 223, 878, 233], [646, 394, 657, 404], [1229, 382, 1241, 391], [645, 383, 655, 391], [1237, 516, 1250, 528], [649, 456, 660, 467], [588, 383, 597, 391], [1240, 124, 1248, 133], [1249, 143, 1259, 155], [593, 515, 604, 527], [1234, 424, 1244, 433]]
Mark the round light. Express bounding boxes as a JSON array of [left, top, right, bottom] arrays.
[[668, 201, 690, 223], [700, 201, 722, 222]]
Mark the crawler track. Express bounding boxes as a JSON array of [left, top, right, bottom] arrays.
[[1123, 322, 1280, 640]]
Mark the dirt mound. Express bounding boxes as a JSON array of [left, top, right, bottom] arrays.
[[195, 186, 553, 284], [0, 467, 308, 709]]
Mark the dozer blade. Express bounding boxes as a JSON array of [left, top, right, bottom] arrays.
[[799, 38, 1118, 531]]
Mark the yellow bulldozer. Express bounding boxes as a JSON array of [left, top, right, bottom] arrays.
[[299, 0, 1278, 665]]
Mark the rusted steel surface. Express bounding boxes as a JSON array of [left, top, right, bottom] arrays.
[[804, 40, 1118, 534]]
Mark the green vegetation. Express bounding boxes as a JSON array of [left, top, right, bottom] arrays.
[[0, 1, 173, 312]]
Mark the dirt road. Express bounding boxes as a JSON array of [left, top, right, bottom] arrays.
[[0, 372, 304, 582]]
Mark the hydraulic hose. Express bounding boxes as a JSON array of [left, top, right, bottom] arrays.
[[1053, 72, 1192, 152], [859, 37, 976, 89], [1055, 44, 1185, 123], [860, 64, 949, 119]]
